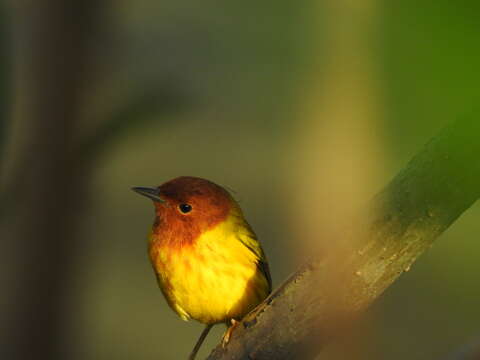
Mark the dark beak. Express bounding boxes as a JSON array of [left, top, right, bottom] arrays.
[[132, 186, 166, 203]]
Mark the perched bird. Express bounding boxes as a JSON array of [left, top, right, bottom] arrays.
[[132, 176, 271, 359]]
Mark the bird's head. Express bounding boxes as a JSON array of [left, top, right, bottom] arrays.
[[132, 176, 236, 246]]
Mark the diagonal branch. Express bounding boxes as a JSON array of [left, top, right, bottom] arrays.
[[207, 116, 480, 359]]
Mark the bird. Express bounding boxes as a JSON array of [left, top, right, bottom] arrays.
[[132, 176, 272, 359]]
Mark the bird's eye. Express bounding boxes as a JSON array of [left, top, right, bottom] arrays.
[[179, 203, 192, 214]]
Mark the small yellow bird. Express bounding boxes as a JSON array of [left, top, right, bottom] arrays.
[[133, 176, 271, 359]]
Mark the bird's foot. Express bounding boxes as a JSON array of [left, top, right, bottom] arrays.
[[222, 319, 239, 348]]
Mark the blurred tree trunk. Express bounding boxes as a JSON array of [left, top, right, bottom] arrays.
[[2, 2, 105, 359], [1, 2, 189, 358], [0, 3, 11, 176], [207, 117, 480, 359]]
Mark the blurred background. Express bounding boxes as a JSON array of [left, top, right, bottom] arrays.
[[1, 1, 479, 359]]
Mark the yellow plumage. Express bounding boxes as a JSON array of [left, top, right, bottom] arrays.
[[149, 209, 271, 324]]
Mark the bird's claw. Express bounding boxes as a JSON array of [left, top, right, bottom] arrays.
[[222, 319, 239, 348]]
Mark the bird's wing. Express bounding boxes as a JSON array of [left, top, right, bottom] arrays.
[[257, 257, 272, 293], [237, 221, 272, 293]]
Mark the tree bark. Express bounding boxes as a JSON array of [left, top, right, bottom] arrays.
[[207, 116, 480, 359]]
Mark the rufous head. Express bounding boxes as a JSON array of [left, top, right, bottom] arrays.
[[133, 176, 236, 245]]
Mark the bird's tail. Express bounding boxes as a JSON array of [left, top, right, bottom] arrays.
[[188, 324, 214, 360]]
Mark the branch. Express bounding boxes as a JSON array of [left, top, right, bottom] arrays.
[[207, 116, 480, 359]]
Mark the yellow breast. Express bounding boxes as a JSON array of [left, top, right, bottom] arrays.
[[149, 213, 270, 324]]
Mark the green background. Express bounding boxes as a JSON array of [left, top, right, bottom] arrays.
[[2, 1, 480, 359]]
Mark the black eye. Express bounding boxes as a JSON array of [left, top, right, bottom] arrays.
[[179, 203, 192, 214]]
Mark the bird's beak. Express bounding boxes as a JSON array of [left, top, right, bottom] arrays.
[[132, 186, 166, 203]]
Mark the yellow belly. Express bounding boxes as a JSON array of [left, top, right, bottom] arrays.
[[150, 220, 270, 324]]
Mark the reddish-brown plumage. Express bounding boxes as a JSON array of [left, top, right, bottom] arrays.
[[151, 176, 232, 248]]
